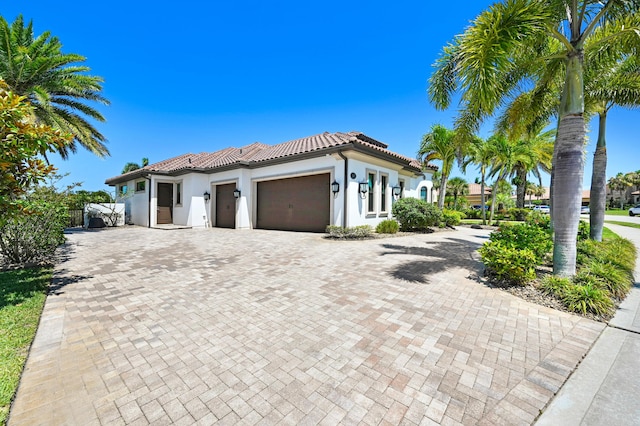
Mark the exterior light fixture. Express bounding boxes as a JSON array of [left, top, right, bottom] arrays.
[[233, 188, 241, 199], [358, 181, 368, 198], [392, 186, 401, 197], [203, 191, 211, 201], [331, 181, 340, 194]]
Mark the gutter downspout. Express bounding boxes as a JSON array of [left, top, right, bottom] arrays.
[[337, 151, 348, 228]]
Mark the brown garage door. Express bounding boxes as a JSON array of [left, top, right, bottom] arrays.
[[257, 174, 330, 232], [215, 183, 236, 228]]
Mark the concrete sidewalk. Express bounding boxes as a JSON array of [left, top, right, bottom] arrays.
[[536, 223, 640, 426]]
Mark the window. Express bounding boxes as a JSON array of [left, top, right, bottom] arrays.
[[175, 182, 182, 205], [420, 187, 427, 201], [380, 174, 388, 213], [135, 181, 145, 192], [399, 180, 405, 199], [119, 184, 128, 195], [367, 172, 376, 214]]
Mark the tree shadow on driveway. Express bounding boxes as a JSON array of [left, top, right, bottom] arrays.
[[381, 235, 486, 284]]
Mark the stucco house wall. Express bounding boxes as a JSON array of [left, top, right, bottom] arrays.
[[106, 131, 436, 231]]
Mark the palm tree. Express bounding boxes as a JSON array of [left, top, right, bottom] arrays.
[[485, 135, 518, 224], [446, 177, 469, 210], [525, 181, 537, 206], [608, 173, 632, 209], [418, 124, 456, 209], [0, 15, 109, 158], [121, 157, 149, 174], [462, 137, 492, 224], [428, 0, 639, 277], [511, 128, 554, 208]]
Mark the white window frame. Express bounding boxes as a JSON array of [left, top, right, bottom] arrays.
[[380, 173, 389, 216], [366, 170, 377, 216]]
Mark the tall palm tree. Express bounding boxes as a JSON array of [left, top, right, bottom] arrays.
[[428, 0, 639, 276], [446, 177, 469, 210], [526, 181, 537, 206], [0, 15, 109, 158], [418, 124, 456, 209], [511, 128, 554, 208], [462, 137, 492, 224]]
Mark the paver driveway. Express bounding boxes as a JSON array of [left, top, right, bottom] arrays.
[[9, 226, 603, 425]]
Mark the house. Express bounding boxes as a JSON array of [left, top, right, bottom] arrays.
[[105, 131, 436, 232], [466, 183, 492, 207]]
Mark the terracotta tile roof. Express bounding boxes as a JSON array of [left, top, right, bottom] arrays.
[[106, 131, 435, 184]]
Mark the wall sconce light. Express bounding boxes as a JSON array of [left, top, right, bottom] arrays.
[[358, 181, 368, 199], [203, 191, 211, 201], [392, 186, 401, 197], [331, 181, 340, 194], [233, 188, 241, 199]]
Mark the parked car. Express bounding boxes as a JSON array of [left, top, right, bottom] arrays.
[[471, 205, 489, 210], [533, 205, 550, 214], [581, 205, 590, 214], [629, 204, 640, 216]]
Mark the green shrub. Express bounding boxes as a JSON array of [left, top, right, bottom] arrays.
[[0, 192, 69, 266], [577, 237, 636, 277], [563, 283, 614, 316], [391, 198, 443, 231], [488, 222, 552, 264], [540, 275, 572, 297], [508, 208, 529, 221], [463, 208, 481, 219], [326, 225, 374, 239], [479, 240, 537, 285], [577, 220, 590, 241], [376, 219, 399, 234], [575, 263, 631, 300], [441, 209, 465, 227], [525, 211, 551, 230]]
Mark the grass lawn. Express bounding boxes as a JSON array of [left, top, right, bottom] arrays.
[[602, 226, 619, 240], [0, 267, 51, 425], [605, 220, 640, 230], [604, 209, 631, 216]]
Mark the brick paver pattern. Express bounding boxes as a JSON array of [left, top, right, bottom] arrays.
[[9, 227, 604, 425]]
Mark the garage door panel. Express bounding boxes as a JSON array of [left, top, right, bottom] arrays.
[[257, 174, 330, 232]]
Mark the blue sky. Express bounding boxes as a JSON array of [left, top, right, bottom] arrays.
[[2, 1, 638, 193]]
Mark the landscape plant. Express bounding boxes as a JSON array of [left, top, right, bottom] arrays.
[[375, 219, 399, 234], [0, 16, 110, 157], [325, 225, 374, 239], [0, 184, 69, 265], [391, 198, 443, 231], [429, 0, 639, 277], [441, 209, 464, 227]]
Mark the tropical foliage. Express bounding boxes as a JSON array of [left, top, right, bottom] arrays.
[[0, 15, 109, 158], [0, 81, 71, 222], [429, 0, 640, 277], [418, 124, 456, 209], [122, 157, 149, 174]]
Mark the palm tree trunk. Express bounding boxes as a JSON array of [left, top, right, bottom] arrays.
[[516, 168, 526, 208], [589, 111, 607, 242], [552, 52, 586, 277], [438, 174, 448, 209], [481, 173, 487, 225], [489, 179, 499, 225]]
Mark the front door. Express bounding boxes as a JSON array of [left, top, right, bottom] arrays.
[[215, 183, 236, 228], [157, 183, 173, 224]]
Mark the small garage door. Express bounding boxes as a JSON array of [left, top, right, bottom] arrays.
[[215, 183, 236, 228], [257, 174, 330, 232]]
